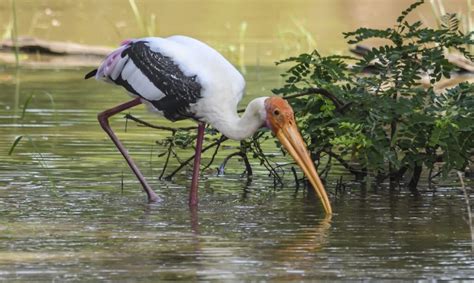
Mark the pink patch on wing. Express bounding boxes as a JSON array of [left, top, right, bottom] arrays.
[[96, 39, 134, 79], [97, 46, 126, 77], [120, 39, 133, 46]]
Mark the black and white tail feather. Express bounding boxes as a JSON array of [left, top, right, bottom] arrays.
[[85, 38, 203, 121]]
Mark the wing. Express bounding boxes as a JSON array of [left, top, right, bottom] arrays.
[[90, 39, 203, 121], [122, 41, 202, 121]]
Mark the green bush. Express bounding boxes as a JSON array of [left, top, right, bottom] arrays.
[[273, 0, 474, 190]]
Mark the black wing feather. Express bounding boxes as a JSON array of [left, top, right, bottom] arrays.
[[121, 41, 202, 121]]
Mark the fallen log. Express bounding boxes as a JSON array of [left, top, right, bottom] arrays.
[[0, 36, 113, 68]]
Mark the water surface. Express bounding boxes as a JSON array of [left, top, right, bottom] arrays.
[[1, 1, 474, 280], [0, 67, 473, 281]]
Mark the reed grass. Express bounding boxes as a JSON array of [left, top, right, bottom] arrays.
[[8, 0, 21, 120], [429, 0, 474, 53], [238, 22, 247, 75], [217, 22, 248, 74], [8, 135, 23, 156], [1, 20, 13, 40], [20, 92, 57, 122], [8, 92, 58, 191], [128, 0, 145, 35], [277, 19, 317, 57], [128, 0, 157, 36], [468, 0, 474, 53], [10, 0, 19, 68], [457, 171, 474, 254], [8, 135, 57, 191]]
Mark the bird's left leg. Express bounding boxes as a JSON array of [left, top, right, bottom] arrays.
[[189, 123, 205, 206], [98, 97, 160, 202]]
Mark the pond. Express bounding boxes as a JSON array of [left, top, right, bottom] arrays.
[[1, 0, 474, 281], [1, 66, 473, 281]]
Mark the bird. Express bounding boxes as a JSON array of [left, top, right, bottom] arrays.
[[85, 35, 332, 214]]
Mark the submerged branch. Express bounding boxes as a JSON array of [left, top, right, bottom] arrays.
[[457, 171, 474, 254], [158, 139, 174, 180], [124, 114, 196, 132], [323, 150, 366, 178], [218, 151, 253, 176], [202, 135, 227, 171], [250, 134, 283, 185], [164, 136, 228, 180], [291, 166, 300, 191]]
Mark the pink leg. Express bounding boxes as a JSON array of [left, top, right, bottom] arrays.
[[189, 123, 205, 206], [98, 97, 160, 202]]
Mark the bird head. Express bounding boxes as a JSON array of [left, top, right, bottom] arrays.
[[264, 96, 332, 214]]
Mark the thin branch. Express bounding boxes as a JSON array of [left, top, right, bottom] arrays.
[[202, 135, 226, 171], [124, 113, 196, 132], [239, 152, 253, 176], [170, 147, 183, 164], [284, 88, 347, 110], [237, 88, 350, 113], [218, 151, 253, 176], [158, 140, 174, 180], [428, 167, 442, 185], [273, 161, 295, 170], [164, 136, 229, 180], [291, 166, 300, 192], [317, 151, 332, 180], [323, 150, 362, 176], [249, 133, 283, 184]]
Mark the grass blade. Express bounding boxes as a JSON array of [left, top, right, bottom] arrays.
[[10, 0, 19, 68], [21, 93, 34, 120], [8, 135, 23, 155], [128, 0, 146, 36]]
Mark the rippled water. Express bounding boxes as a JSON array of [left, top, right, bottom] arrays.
[[1, 67, 473, 281]]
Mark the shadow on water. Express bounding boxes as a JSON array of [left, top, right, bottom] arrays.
[[0, 67, 473, 280]]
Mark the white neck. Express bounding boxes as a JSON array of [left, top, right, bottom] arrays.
[[208, 97, 268, 141]]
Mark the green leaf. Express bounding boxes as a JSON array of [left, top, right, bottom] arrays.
[[396, 0, 424, 24], [8, 135, 23, 155]]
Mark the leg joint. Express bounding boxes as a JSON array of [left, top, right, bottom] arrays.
[[97, 111, 110, 128]]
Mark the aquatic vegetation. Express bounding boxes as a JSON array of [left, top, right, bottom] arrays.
[[8, 135, 57, 191], [277, 19, 317, 58], [8, 92, 57, 190], [123, 1, 472, 191], [273, 0, 474, 190], [217, 21, 248, 74], [128, 0, 157, 37], [457, 171, 474, 253], [9, 0, 19, 68]]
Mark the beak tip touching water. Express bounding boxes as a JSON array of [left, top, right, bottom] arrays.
[[265, 97, 332, 215], [275, 128, 333, 215]]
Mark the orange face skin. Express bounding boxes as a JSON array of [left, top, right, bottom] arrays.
[[264, 96, 296, 134], [263, 96, 332, 215]]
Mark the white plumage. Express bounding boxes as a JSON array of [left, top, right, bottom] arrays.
[[93, 35, 263, 140], [86, 35, 332, 214]]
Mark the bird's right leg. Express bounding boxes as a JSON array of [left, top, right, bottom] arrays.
[[189, 123, 205, 207], [98, 97, 160, 202]]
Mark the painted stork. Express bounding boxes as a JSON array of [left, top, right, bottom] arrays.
[[85, 35, 332, 214]]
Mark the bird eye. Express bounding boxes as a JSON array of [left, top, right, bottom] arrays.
[[273, 109, 280, 116]]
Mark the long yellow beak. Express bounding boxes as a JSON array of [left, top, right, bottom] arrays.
[[276, 124, 332, 215]]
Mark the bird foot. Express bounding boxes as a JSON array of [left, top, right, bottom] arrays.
[[147, 191, 162, 203]]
